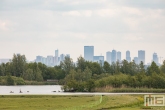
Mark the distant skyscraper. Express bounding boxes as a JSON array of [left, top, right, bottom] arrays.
[[93, 56, 104, 66], [111, 49, 117, 63], [126, 50, 131, 62], [153, 53, 158, 64], [42, 57, 47, 65], [36, 56, 43, 63], [133, 57, 138, 64], [55, 49, 59, 65], [47, 55, 54, 66], [60, 54, 65, 62], [106, 51, 111, 64], [84, 46, 94, 61], [117, 51, 121, 62], [138, 50, 145, 64]]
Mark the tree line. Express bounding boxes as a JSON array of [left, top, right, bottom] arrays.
[[0, 54, 165, 92]]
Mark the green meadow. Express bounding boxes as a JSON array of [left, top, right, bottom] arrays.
[[0, 95, 164, 110]]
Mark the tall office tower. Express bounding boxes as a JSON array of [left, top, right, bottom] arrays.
[[42, 57, 47, 65], [47, 55, 54, 67], [133, 57, 138, 64], [36, 56, 43, 63], [153, 53, 158, 64], [84, 46, 94, 61], [60, 54, 65, 62], [93, 56, 104, 66], [117, 51, 121, 62], [111, 49, 117, 63], [55, 49, 59, 65], [138, 50, 145, 64], [106, 51, 111, 64], [126, 50, 131, 62]]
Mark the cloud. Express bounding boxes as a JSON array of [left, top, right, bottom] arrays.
[[124, 36, 143, 41], [0, 20, 12, 31], [62, 11, 81, 16], [62, 10, 92, 17], [0, 0, 165, 63]]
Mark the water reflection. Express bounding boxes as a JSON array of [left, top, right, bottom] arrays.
[[0, 85, 63, 95]]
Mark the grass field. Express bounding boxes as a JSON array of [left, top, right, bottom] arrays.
[[0, 95, 164, 110]]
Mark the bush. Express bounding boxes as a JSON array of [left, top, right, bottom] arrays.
[[15, 77, 25, 85], [7, 76, 15, 85]]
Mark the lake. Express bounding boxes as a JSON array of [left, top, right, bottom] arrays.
[[1, 86, 160, 95], [0, 85, 63, 95]]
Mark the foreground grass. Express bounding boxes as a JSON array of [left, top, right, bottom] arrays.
[[0, 95, 165, 110], [0, 95, 100, 110]]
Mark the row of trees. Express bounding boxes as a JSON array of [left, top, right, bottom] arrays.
[[0, 54, 66, 82], [0, 54, 165, 91]]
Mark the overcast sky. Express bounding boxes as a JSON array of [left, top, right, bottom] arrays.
[[0, 0, 165, 64]]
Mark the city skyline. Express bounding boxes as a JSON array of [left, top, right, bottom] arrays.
[[34, 48, 163, 65], [0, 47, 164, 65], [0, 0, 165, 64], [35, 47, 161, 66]]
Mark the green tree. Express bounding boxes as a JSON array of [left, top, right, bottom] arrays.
[[35, 67, 43, 82], [147, 61, 160, 75], [82, 67, 92, 81], [23, 68, 34, 81], [139, 61, 145, 73], [120, 60, 129, 74], [0, 63, 6, 76], [160, 60, 165, 73], [115, 61, 120, 74], [76, 56, 86, 71], [103, 61, 111, 73], [129, 61, 138, 75], [54, 66, 66, 80], [85, 79, 95, 92], [37, 63, 48, 80], [7, 75, 14, 85], [60, 57, 74, 75], [64, 69, 77, 83], [11, 54, 26, 77]]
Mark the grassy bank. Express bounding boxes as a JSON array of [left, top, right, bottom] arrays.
[[0, 95, 100, 110], [25, 81, 58, 85], [0, 94, 155, 110], [94, 86, 165, 93], [0, 76, 59, 85]]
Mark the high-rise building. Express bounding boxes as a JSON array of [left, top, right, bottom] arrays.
[[111, 49, 117, 63], [153, 53, 158, 64], [133, 57, 138, 64], [106, 51, 111, 64], [126, 50, 131, 62], [47, 55, 54, 67], [60, 54, 65, 62], [36, 56, 43, 63], [93, 56, 104, 66], [117, 51, 121, 62], [55, 49, 59, 65], [42, 57, 47, 65], [138, 50, 145, 64], [84, 46, 94, 61]]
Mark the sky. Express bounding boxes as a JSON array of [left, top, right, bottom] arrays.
[[0, 0, 165, 64]]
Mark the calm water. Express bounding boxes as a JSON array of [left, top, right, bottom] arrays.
[[0, 85, 63, 95]]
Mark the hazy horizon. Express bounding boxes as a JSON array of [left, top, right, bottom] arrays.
[[0, 0, 165, 64]]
